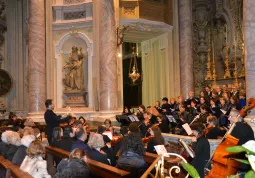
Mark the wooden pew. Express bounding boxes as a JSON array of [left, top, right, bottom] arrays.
[[0, 155, 33, 178], [46, 146, 130, 178]]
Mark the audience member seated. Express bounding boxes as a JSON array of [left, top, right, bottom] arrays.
[[205, 116, 225, 139], [55, 148, 91, 178], [104, 119, 114, 135], [51, 127, 63, 147], [20, 140, 50, 178], [113, 126, 129, 158], [190, 123, 210, 178], [55, 126, 74, 152], [146, 125, 165, 154], [97, 125, 111, 144], [0, 130, 21, 161], [87, 133, 110, 165], [117, 133, 147, 178], [123, 106, 132, 115], [12, 127, 36, 166], [71, 127, 89, 152]]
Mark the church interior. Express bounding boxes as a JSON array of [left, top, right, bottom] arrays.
[[0, 0, 255, 177]]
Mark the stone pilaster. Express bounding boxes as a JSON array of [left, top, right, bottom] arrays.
[[28, 0, 46, 113], [179, 0, 193, 98], [243, 0, 255, 134], [98, 0, 118, 111]]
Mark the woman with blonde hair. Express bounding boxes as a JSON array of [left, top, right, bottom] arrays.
[[146, 125, 165, 154], [20, 140, 50, 178], [87, 133, 110, 165], [55, 148, 90, 178]]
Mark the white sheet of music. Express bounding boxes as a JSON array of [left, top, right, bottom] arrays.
[[182, 123, 193, 135], [154, 145, 167, 155], [102, 131, 113, 140]]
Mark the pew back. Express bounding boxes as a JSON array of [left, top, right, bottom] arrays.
[[0, 155, 33, 178], [46, 146, 130, 178]]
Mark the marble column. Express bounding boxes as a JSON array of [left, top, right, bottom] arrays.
[[98, 0, 118, 111], [243, 0, 255, 134], [28, 0, 46, 113], [179, 0, 194, 98]]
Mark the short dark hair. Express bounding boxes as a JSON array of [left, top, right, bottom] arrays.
[[190, 122, 205, 134], [45, 99, 52, 108], [162, 97, 168, 102], [200, 104, 208, 111], [120, 126, 129, 136], [75, 127, 86, 139]]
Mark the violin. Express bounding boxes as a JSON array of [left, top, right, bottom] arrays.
[[205, 98, 255, 178]]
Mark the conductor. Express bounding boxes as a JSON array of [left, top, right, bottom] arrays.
[[44, 99, 72, 145]]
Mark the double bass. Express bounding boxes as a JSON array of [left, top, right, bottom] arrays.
[[205, 98, 255, 178]]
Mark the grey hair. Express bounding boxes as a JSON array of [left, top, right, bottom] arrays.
[[229, 110, 243, 121], [1, 131, 21, 146], [87, 133, 104, 149]]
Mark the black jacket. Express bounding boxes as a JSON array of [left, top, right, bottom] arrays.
[[12, 145, 27, 166], [87, 149, 110, 165], [44, 109, 71, 145], [206, 127, 225, 139], [231, 122, 255, 145], [53, 137, 74, 152], [55, 158, 91, 178], [192, 136, 210, 178]]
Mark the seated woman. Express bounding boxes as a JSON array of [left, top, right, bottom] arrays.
[[157, 114, 170, 133], [123, 106, 132, 115], [20, 140, 50, 178], [55, 148, 90, 178], [0, 130, 21, 161], [117, 133, 147, 178], [12, 127, 36, 166], [190, 123, 210, 178], [79, 116, 86, 126], [104, 119, 114, 135], [205, 116, 226, 139], [87, 133, 110, 165], [146, 125, 165, 154]]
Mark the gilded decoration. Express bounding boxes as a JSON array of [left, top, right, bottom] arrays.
[[192, 0, 244, 94], [124, 7, 135, 16]]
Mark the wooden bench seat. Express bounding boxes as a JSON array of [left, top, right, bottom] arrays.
[[0, 155, 33, 178], [46, 146, 130, 178]]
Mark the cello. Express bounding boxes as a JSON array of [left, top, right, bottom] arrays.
[[205, 98, 255, 178]]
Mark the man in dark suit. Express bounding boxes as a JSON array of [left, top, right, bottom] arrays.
[[44, 99, 72, 145]]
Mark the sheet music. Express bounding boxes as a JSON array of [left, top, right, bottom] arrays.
[[182, 123, 193, 136], [128, 115, 135, 122], [154, 145, 167, 155], [166, 115, 177, 123], [220, 109, 227, 115], [102, 131, 113, 140]]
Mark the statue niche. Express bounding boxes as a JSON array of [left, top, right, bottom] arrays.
[[63, 46, 86, 91], [63, 46, 88, 107]]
